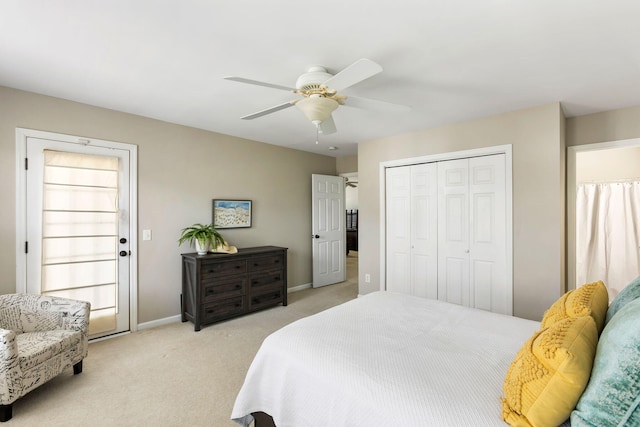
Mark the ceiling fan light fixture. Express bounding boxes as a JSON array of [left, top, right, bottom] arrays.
[[296, 95, 339, 124]]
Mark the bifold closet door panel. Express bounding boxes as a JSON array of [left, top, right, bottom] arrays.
[[386, 166, 412, 294], [437, 154, 508, 314], [385, 154, 509, 315], [410, 163, 438, 299], [437, 158, 471, 306], [468, 154, 508, 314], [385, 164, 438, 297]]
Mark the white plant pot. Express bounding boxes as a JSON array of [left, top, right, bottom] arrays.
[[195, 240, 210, 255]]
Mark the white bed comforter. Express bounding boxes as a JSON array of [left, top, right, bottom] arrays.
[[231, 291, 539, 427]]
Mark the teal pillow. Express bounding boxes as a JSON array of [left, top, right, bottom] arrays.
[[605, 275, 640, 324], [571, 297, 640, 426]]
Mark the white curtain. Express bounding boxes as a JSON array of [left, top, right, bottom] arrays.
[[576, 181, 640, 300]]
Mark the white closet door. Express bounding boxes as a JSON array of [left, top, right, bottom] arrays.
[[386, 164, 438, 296], [385, 153, 510, 315], [411, 163, 438, 298], [437, 159, 470, 306], [437, 154, 508, 313], [386, 167, 411, 294], [469, 154, 507, 314]]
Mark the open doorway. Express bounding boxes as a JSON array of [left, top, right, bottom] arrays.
[[341, 173, 358, 283], [568, 139, 640, 298]]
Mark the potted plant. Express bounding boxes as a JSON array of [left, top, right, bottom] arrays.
[[178, 223, 225, 255]]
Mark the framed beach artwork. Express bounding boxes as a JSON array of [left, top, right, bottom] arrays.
[[213, 199, 252, 229]]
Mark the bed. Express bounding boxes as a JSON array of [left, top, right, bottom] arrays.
[[231, 280, 640, 427]]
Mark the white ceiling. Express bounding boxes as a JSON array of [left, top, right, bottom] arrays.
[[2, 1, 640, 157]]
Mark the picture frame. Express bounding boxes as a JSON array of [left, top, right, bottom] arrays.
[[213, 199, 252, 229]]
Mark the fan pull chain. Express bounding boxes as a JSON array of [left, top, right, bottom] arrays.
[[315, 123, 319, 144]]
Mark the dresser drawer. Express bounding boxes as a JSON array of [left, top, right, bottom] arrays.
[[247, 255, 284, 273], [250, 289, 283, 311], [201, 296, 245, 322], [202, 278, 246, 303], [201, 259, 246, 279], [249, 271, 284, 292]]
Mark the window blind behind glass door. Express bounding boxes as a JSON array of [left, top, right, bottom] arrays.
[[42, 150, 119, 334]]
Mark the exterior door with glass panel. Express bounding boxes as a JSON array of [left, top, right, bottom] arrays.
[[24, 136, 132, 339]]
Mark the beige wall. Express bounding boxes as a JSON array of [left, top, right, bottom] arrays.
[[566, 105, 640, 147], [0, 86, 336, 324], [576, 147, 640, 183], [5, 84, 639, 325], [357, 103, 565, 321], [336, 155, 357, 174]]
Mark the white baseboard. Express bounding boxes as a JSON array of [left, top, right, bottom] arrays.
[[288, 283, 312, 293], [137, 314, 182, 331], [137, 285, 311, 331]]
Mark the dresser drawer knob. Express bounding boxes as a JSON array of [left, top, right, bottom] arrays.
[[235, 284, 241, 289]]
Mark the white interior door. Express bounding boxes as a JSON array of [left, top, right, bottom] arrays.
[[385, 166, 411, 294], [312, 174, 346, 287], [385, 152, 510, 315], [437, 155, 508, 313], [437, 158, 470, 306], [411, 163, 439, 298], [18, 130, 136, 339], [468, 155, 507, 313], [385, 164, 437, 297]]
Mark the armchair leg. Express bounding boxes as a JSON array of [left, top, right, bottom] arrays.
[[73, 360, 83, 375], [0, 404, 12, 422]]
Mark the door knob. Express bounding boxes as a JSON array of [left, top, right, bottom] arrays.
[[312, 234, 320, 239], [120, 238, 127, 244], [119, 250, 129, 257]]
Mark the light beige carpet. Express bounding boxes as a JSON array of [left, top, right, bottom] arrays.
[[9, 253, 358, 426]]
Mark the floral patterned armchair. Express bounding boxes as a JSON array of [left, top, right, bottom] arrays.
[[0, 294, 90, 421]]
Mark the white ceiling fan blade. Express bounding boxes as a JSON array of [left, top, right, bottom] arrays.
[[241, 101, 295, 120], [322, 58, 383, 91], [318, 116, 337, 135], [224, 76, 296, 92], [344, 95, 411, 113]]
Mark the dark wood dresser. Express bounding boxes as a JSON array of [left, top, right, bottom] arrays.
[[181, 246, 288, 331]]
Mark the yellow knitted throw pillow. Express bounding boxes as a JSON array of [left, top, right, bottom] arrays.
[[501, 315, 598, 427], [540, 280, 608, 333]]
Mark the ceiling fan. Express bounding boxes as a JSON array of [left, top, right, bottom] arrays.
[[224, 58, 410, 136], [345, 177, 358, 188]]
